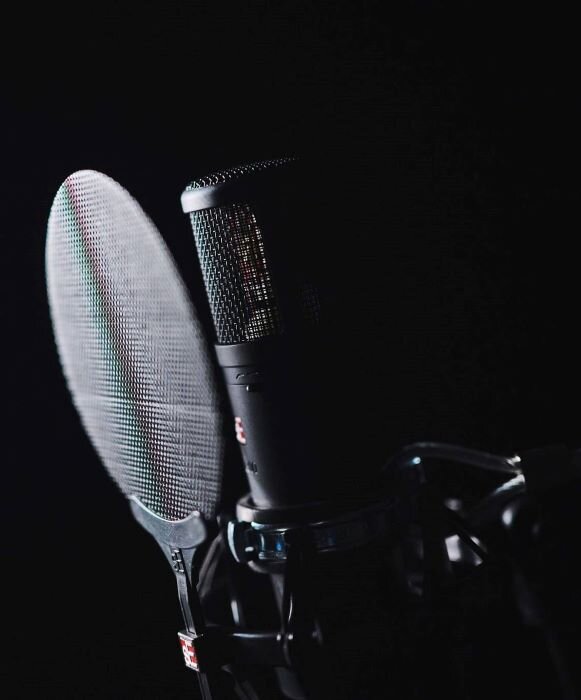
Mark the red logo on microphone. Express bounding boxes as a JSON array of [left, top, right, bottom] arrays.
[[235, 416, 247, 445]]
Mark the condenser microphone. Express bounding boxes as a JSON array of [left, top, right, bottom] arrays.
[[46, 170, 227, 696], [181, 159, 335, 516]]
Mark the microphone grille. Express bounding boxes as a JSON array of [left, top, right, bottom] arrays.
[[189, 201, 283, 344], [185, 157, 295, 190], [46, 171, 225, 521], [185, 158, 319, 345]]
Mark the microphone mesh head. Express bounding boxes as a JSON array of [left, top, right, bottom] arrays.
[[185, 158, 316, 345], [46, 170, 225, 521], [188, 201, 283, 344], [186, 157, 294, 190]]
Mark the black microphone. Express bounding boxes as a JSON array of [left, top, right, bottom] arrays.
[[181, 159, 333, 516]]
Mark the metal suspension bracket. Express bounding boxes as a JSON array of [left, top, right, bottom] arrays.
[[227, 494, 398, 565]]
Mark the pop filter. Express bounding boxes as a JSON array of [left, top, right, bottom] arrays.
[[46, 170, 226, 690]]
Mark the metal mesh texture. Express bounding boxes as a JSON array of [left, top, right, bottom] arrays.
[[185, 157, 295, 190], [186, 158, 322, 344], [189, 202, 283, 344], [298, 280, 321, 326], [46, 170, 225, 521]]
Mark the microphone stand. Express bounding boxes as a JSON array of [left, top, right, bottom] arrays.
[[174, 442, 579, 699]]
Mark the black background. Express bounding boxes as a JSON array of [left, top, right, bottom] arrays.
[[2, 2, 579, 697]]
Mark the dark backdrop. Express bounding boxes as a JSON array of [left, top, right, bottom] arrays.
[[2, 2, 579, 697]]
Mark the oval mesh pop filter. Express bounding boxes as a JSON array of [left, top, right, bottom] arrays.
[[46, 170, 225, 522]]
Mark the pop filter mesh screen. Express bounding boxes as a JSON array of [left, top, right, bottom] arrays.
[[46, 170, 225, 521]]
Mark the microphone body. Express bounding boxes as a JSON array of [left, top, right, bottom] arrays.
[[182, 160, 331, 512], [215, 339, 322, 509]]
